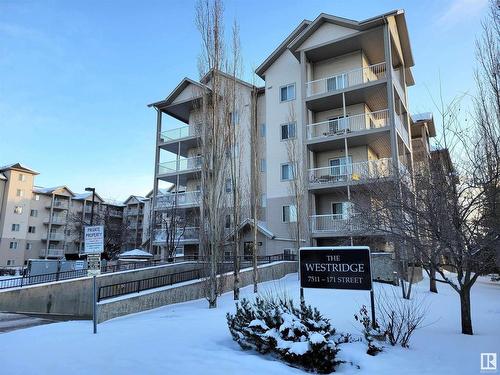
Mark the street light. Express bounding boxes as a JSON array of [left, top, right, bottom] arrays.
[[85, 187, 96, 225]]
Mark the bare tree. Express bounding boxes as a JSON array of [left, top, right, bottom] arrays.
[[285, 103, 308, 252]]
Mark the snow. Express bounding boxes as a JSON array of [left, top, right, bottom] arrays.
[[119, 249, 153, 258], [0, 274, 498, 374], [411, 112, 433, 122]]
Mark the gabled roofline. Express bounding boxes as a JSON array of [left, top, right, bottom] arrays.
[[0, 163, 39, 175], [255, 19, 311, 79], [147, 77, 210, 109], [33, 185, 76, 197], [200, 68, 256, 90]]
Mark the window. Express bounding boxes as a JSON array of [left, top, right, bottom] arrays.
[[281, 163, 294, 181], [282, 205, 297, 223], [14, 206, 23, 214], [26, 243, 32, 250], [225, 214, 231, 229], [11, 224, 20, 232], [230, 111, 239, 126], [28, 226, 36, 234], [326, 74, 347, 92], [328, 115, 349, 133], [225, 178, 232, 193], [7, 260, 15, 266], [34, 194, 40, 201], [30, 209, 38, 217], [16, 189, 24, 197], [331, 202, 353, 220], [261, 194, 267, 208], [281, 122, 296, 140], [9, 242, 18, 250], [280, 83, 295, 102], [18, 173, 26, 182], [329, 156, 352, 178], [260, 159, 266, 173], [260, 124, 266, 137]]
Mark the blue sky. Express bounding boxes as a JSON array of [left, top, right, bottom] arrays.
[[0, 0, 489, 200]]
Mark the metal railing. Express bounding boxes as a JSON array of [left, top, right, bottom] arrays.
[[306, 109, 389, 141], [97, 253, 297, 301], [160, 124, 201, 142], [308, 158, 392, 185], [0, 268, 88, 290], [156, 191, 201, 209], [43, 249, 65, 257], [306, 62, 386, 97], [310, 214, 362, 233], [153, 227, 200, 243], [158, 156, 203, 175], [45, 232, 65, 241], [43, 216, 66, 225], [395, 113, 410, 147]]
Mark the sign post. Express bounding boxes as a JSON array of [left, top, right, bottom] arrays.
[[299, 246, 376, 328], [84, 225, 104, 334]]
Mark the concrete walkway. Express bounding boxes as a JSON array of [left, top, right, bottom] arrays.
[[0, 313, 55, 333]]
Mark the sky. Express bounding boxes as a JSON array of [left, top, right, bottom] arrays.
[[0, 0, 490, 201]]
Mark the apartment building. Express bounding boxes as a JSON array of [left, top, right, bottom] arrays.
[[0, 163, 149, 268], [149, 10, 436, 259]]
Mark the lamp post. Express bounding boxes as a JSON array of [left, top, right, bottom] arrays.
[[85, 187, 96, 225]]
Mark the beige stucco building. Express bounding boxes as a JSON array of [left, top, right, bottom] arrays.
[[0, 163, 151, 269], [148, 10, 436, 260]]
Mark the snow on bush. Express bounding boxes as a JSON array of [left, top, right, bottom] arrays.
[[227, 296, 340, 373]]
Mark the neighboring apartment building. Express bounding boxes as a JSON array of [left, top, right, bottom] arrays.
[[0, 163, 150, 268], [149, 10, 436, 260]]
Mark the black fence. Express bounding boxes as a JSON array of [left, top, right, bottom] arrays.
[[0, 253, 297, 291], [97, 253, 297, 302]]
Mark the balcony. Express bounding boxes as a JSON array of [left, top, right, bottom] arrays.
[[43, 216, 66, 225], [40, 249, 65, 258], [159, 125, 202, 156], [308, 158, 393, 190], [153, 227, 200, 244], [156, 191, 201, 210], [43, 232, 65, 241], [46, 200, 69, 210], [158, 156, 203, 184], [306, 62, 386, 98], [310, 214, 363, 236], [395, 113, 410, 149], [306, 109, 390, 150]]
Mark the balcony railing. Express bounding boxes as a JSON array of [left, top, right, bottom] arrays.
[[306, 109, 389, 141], [158, 156, 203, 175], [308, 158, 392, 186], [46, 200, 69, 210], [153, 227, 200, 243], [395, 113, 410, 147], [310, 214, 362, 233], [43, 216, 66, 225], [156, 191, 201, 209], [46, 232, 65, 241], [306, 62, 386, 97], [160, 124, 201, 142], [41, 249, 65, 258]]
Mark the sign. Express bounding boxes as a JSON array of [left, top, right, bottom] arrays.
[[74, 260, 85, 271], [87, 254, 101, 276], [299, 246, 372, 291], [84, 225, 104, 254]]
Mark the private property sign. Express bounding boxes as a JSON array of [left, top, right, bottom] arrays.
[[299, 246, 372, 291], [84, 225, 104, 254]]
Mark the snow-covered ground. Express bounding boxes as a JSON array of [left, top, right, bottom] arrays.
[[0, 274, 498, 374]]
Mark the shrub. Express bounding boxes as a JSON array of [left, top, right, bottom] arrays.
[[227, 296, 340, 373], [354, 305, 384, 356]]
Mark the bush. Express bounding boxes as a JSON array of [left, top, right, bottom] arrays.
[[354, 305, 384, 356], [227, 296, 340, 373]]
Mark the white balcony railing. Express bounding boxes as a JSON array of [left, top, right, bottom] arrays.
[[160, 124, 201, 142], [153, 227, 200, 242], [395, 113, 410, 147], [306, 109, 389, 141], [158, 156, 203, 175], [310, 214, 362, 233], [46, 232, 65, 241], [42, 249, 65, 257], [156, 191, 201, 209], [308, 158, 392, 185], [44, 216, 66, 225], [306, 62, 386, 97]]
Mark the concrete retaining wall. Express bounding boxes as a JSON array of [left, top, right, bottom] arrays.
[[97, 261, 298, 323], [0, 262, 201, 318]]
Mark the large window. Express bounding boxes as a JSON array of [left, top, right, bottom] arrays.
[[281, 122, 296, 140], [282, 205, 297, 223], [329, 156, 352, 178], [9, 242, 18, 250], [14, 206, 23, 214], [30, 209, 38, 217], [18, 173, 25, 182], [260, 159, 266, 173], [16, 189, 24, 197], [326, 74, 347, 92], [11, 224, 20, 232], [225, 178, 232, 193], [280, 83, 295, 102], [260, 124, 266, 137], [281, 163, 294, 181], [28, 226, 36, 234]]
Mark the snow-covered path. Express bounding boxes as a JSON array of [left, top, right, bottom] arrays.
[[0, 274, 498, 374]]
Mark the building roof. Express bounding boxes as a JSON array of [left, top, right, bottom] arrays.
[[147, 77, 210, 109], [200, 68, 257, 90], [123, 195, 148, 205], [119, 249, 153, 259], [411, 112, 436, 137], [234, 218, 276, 239], [72, 191, 105, 203], [0, 163, 39, 175], [33, 185, 76, 197], [256, 10, 414, 78]]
